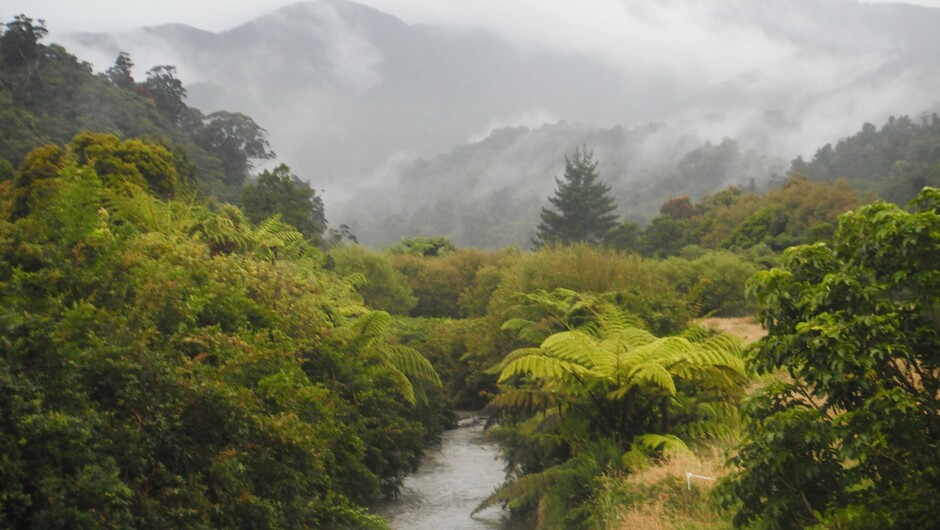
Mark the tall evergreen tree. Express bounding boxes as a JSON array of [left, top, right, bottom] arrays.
[[534, 146, 618, 246]]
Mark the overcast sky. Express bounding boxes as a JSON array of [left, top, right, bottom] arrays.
[[5, 0, 940, 35]]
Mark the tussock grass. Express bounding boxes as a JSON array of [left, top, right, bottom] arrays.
[[591, 449, 732, 530]]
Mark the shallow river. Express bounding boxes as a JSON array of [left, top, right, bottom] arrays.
[[375, 415, 530, 530]]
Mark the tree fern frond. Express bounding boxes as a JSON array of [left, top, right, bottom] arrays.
[[633, 433, 692, 457], [486, 387, 560, 415], [498, 355, 592, 384], [599, 327, 658, 357], [350, 310, 392, 341], [489, 347, 544, 374], [629, 336, 694, 365], [618, 363, 677, 396], [541, 330, 606, 368], [382, 345, 442, 387], [501, 318, 552, 344], [387, 363, 417, 405], [472, 467, 562, 515], [593, 305, 644, 335], [676, 418, 738, 442], [681, 324, 714, 343]]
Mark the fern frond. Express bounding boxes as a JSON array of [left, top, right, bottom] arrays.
[[592, 305, 643, 335], [472, 467, 562, 515], [681, 324, 714, 343], [633, 433, 692, 457], [541, 330, 605, 369], [387, 363, 416, 405], [350, 310, 392, 341], [382, 345, 442, 387], [618, 363, 677, 396], [628, 336, 694, 366], [486, 387, 560, 415], [501, 318, 552, 344], [498, 355, 592, 384], [489, 347, 544, 374]]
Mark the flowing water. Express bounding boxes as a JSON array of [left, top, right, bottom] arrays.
[[376, 415, 530, 530]]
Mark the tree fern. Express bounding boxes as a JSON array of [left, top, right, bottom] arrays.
[[484, 294, 749, 525], [473, 467, 562, 515], [344, 310, 441, 405]]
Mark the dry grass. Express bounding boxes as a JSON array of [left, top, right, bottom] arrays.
[[697, 316, 766, 344], [593, 448, 731, 530]]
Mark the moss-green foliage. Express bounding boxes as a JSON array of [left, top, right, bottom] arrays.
[[389, 247, 512, 318], [388, 316, 498, 410], [613, 175, 862, 258], [0, 142, 446, 528], [792, 114, 940, 205], [329, 244, 417, 314], [654, 249, 762, 317], [0, 17, 270, 203], [719, 187, 940, 529], [487, 244, 690, 335]]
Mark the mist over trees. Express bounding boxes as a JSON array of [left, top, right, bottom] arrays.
[[2, 6, 940, 529], [60, 0, 940, 247]]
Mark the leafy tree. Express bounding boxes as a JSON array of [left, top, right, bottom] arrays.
[[0, 140, 449, 527], [105, 51, 134, 89], [791, 114, 940, 205], [68, 132, 179, 198], [0, 15, 47, 68], [141, 65, 186, 122], [659, 195, 696, 220], [603, 221, 640, 252], [240, 163, 325, 243], [719, 187, 940, 528], [196, 110, 274, 188], [534, 146, 618, 246]]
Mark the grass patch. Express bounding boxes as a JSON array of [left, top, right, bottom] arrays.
[[590, 449, 732, 530]]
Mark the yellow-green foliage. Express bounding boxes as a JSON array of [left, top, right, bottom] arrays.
[[694, 176, 861, 250], [69, 132, 179, 197], [488, 244, 690, 334], [329, 244, 417, 314], [479, 294, 748, 529], [389, 247, 512, 318], [0, 142, 445, 528], [653, 250, 761, 317]]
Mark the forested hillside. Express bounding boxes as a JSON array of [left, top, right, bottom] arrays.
[[792, 113, 940, 204], [349, 123, 786, 247], [0, 16, 275, 204], [2, 10, 939, 530]]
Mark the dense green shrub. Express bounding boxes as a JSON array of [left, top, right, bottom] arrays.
[[389, 248, 511, 318], [329, 244, 417, 314], [655, 249, 762, 317], [0, 145, 442, 528], [719, 188, 940, 529]]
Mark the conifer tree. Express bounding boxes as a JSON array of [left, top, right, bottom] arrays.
[[534, 146, 618, 246]]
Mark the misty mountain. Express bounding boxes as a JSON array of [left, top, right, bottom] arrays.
[[66, 0, 940, 247], [347, 121, 786, 248], [69, 1, 638, 189]]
